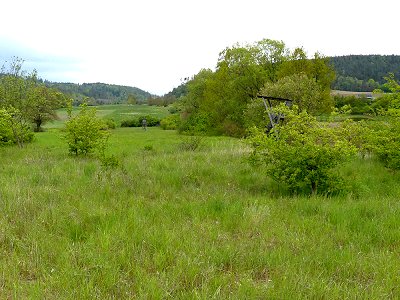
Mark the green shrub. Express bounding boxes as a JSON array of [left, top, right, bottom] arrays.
[[0, 109, 15, 146], [138, 115, 160, 126], [120, 115, 160, 127], [0, 108, 34, 147], [248, 105, 356, 195], [120, 118, 140, 127], [371, 117, 400, 170], [64, 104, 110, 155], [179, 112, 213, 135], [103, 118, 116, 129], [160, 114, 181, 130]]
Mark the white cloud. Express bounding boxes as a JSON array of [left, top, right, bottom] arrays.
[[1, 0, 399, 95]]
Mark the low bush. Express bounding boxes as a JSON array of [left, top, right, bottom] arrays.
[[64, 104, 110, 155], [248, 105, 356, 195], [121, 115, 160, 127]]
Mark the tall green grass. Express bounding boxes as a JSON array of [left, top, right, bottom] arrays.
[[1, 126, 400, 298]]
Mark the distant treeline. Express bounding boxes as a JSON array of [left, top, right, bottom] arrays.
[[330, 55, 400, 92], [44, 81, 153, 105]]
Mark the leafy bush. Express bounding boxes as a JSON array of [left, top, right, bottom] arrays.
[[64, 104, 109, 155], [0, 108, 34, 147], [0, 109, 14, 146], [371, 117, 400, 170], [138, 115, 160, 126], [248, 105, 356, 195], [120, 115, 160, 127], [103, 118, 116, 129], [120, 118, 140, 127], [160, 114, 181, 130], [179, 112, 213, 135]]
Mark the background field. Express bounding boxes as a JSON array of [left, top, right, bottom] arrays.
[[1, 106, 400, 298], [46, 104, 171, 129]]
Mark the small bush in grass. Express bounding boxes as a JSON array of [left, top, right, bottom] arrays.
[[120, 115, 160, 127], [64, 103, 110, 155], [103, 118, 116, 129], [248, 105, 356, 195], [121, 118, 140, 127]]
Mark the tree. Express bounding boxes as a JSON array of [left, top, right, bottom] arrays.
[[0, 58, 35, 147], [28, 84, 65, 132], [127, 94, 137, 105], [248, 105, 355, 194], [180, 39, 290, 136]]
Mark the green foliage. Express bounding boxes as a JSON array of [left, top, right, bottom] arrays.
[[64, 104, 110, 155], [103, 118, 116, 129], [120, 115, 160, 127], [0, 57, 64, 146], [126, 94, 137, 105], [0, 107, 34, 147], [336, 119, 374, 157], [248, 106, 356, 194], [260, 73, 333, 114], [179, 39, 336, 137], [278, 49, 336, 91], [179, 39, 290, 137], [160, 114, 181, 130], [27, 84, 66, 132], [333, 95, 373, 115], [0, 109, 15, 145], [120, 118, 140, 127], [370, 118, 400, 170]]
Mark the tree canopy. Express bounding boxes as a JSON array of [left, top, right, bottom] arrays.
[[178, 39, 336, 137]]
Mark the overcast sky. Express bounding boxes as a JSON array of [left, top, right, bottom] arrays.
[[1, 0, 399, 95]]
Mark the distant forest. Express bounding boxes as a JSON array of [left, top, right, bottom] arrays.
[[44, 82, 153, 105], [330, 55, 400, 91]]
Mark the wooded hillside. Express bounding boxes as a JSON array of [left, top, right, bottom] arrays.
[[44, 81, 153, 105], [330, 55, 400, 91]]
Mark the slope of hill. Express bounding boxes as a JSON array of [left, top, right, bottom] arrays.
[[45, 81, 153, 105], [330, 55, 400, 91]]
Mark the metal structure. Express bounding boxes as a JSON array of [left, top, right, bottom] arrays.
[[257, 95, 293, 132]]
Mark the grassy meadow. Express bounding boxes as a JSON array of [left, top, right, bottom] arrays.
[[1, 105, 400, 299]]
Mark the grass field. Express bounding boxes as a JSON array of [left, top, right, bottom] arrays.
[[1, 108, 400, 298], [46, 104, 170, 128]]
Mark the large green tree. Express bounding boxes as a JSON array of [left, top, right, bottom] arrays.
[[0, 57, 65, 146], [180, 39, 289, 136]]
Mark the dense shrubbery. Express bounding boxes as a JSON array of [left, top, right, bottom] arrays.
[[0, 108, 34, 146], [0, 58, 64, 147], [160, 114, 181, 130], [179, 40, 335, 137], [248, 105, 356, 195], [179, 111, 214, 135], [120, 115, 160, 127]]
